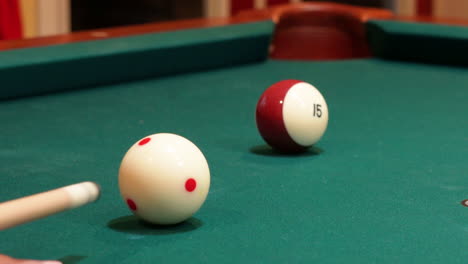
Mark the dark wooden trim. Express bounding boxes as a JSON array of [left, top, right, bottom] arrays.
[[242, 2, 393, 60], [394, 15, 468, 26], [0, 2, 394, 51], [0, 16, 267, 51], [2, 2, 468, 53], [236, 2, 394, 23]]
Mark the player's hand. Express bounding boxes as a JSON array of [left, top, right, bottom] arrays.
[[0, 254, 61, 264]]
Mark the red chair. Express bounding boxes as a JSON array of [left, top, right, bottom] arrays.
[[0, 0, 22, 40]]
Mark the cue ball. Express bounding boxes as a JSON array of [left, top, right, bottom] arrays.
[[118, 133, 210, 225], [256, 80, 329, 153]]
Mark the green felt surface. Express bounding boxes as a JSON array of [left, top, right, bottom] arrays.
[[367, 19, 468, 65], [0, 21, 273, 100], [1, 57, 468, 263]]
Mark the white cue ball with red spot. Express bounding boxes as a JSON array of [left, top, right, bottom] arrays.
[[256, 80, 329, 153], [118, 133, 210, 225]]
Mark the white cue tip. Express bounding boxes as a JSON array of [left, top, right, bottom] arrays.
[[64, 181, 101, 208]]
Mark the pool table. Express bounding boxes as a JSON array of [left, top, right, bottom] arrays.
[[1, 2, 467, 263]]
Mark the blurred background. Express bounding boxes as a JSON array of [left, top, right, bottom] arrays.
[[0, 0, 466, 40]]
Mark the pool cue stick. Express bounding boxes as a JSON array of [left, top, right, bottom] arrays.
[[0, 181, 100, 230]]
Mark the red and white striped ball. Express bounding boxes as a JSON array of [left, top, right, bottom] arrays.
[[119, 133, 210, 225], [256, 80, 329, 153]]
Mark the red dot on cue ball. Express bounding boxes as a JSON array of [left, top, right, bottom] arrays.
[[185, 178, 197, 192], [138, 137, 151, 146], [126, 199, 138, 211]]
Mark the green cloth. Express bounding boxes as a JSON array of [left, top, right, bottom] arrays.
[[367, 19, 468, 65], [1, 58, 467, 263]]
